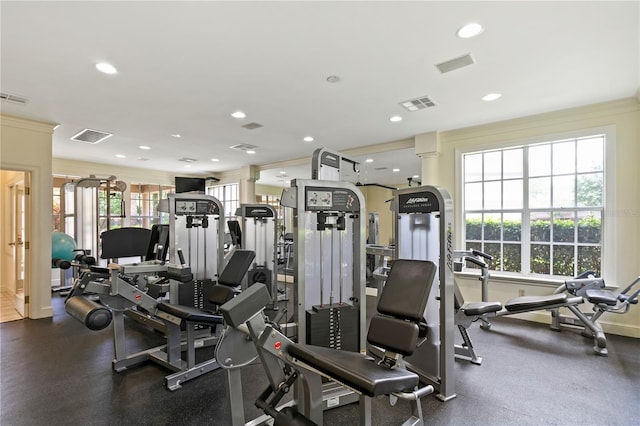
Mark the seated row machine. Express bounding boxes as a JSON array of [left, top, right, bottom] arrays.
[[216, 259, 439, 426]]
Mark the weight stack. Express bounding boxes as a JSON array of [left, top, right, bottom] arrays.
[[306, 304, 359, 352]]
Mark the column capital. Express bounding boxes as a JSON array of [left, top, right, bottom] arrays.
[[415, 131, 441, 158]]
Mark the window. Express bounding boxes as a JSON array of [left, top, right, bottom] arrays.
[[209, 183, 239, 219], [129, 183, 174, 228], [461, 134, 605, 277]]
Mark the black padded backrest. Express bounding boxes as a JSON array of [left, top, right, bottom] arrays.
[[218, 250, 256, 287], [227, 220, 242, 247], [145, 224, 169, 261], [100, 227, 152, 259], [377, 259, 437, 321]]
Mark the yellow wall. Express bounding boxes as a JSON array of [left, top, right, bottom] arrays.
[[1, 114, 56, 319], [428, 97, 640, 337]]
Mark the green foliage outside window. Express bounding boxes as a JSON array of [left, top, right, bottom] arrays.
[[465, 215, 601, 276]]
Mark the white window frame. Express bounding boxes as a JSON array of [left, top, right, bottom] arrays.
[[455, 125, 616, 280], [208, 182, 239, 219]]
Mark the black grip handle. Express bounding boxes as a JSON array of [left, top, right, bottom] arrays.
[[472, 249, 493, 260], [177, 248, 186, 265], [466, 257, 487, 268]]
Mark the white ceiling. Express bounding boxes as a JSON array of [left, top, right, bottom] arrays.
[[1, 1, 638, 187]]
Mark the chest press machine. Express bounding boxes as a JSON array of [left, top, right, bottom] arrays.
[[216, 259, 438, 426]]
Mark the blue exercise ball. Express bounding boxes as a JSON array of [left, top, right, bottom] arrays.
[[52, 231, 76, 262]]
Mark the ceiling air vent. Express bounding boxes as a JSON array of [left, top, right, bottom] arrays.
[[400, 96, 437, 112], [241, 122, 264, 130], [70, 128, 113, 144], [374, 167, 389, 171], [0, 92, 29, 105], [435, 53, 475, 74], [178, 157, 198, 163], [229, 143, 258, 151]]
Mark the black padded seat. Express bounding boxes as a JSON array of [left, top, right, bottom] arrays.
[[156, 302, 223, 325], [584, 289, 619, 306], [288, 344, 418, 398], [462, 301, 502, 316], [505, 294, 567, 312]]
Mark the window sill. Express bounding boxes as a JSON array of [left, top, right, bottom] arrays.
[[454, 271, 563, 288]]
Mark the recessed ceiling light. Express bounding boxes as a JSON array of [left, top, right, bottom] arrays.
[[365, 158, 374, 163], [482, 93, 502, 101], [457, 23, 484, 39], [211, 158, 220, 162], [389, 116, 403, 122], [246, 150, 256, 155], [393, 168, 400, 172], [303, 136, 314, 142], [115, 154, 126, 158], [171, 134, 182, 138], [184, 164, 191, 168], [280, 171, 287, 175], [138, 145, 151, 150], [96, 62, 117, 74], [413, 175, 420, 178], [231, 111, 246, 119]]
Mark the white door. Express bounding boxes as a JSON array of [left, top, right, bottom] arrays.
[[7, 175, 27, 317]]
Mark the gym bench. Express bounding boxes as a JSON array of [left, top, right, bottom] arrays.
[[455, 272, 639, 360]]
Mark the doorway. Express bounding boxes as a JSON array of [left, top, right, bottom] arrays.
[[1, 169, 29, 322]]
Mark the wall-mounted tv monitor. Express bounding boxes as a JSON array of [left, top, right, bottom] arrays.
[[175, 177, 206, 194]]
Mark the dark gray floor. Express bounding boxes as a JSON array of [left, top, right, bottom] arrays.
[[1, 294, 639, 426]]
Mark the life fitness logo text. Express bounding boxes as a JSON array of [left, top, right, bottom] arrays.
[[404, 197, 432, 206]]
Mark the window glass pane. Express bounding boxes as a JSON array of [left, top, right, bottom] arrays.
[[483, 151, 502, 181], [577, 173, 603, 207], [552, 245, 575, 276], [483, 213, 501, 241], [465, 182, 482, 210], [578, 246, 601, 276], [529, 177, 551, 208], [577, 211, 601, 244], [503, 179, 522, 209], [529, 144, 551, 176], [484, 181, 501, 209], [484, 242, 501, 271], [530, 212, 550, 242], [553, 141, 575, 175], [553, 212, 575, 243], [553, 175, 575, 207], [530, 244, 550, 274], [503, 213, 521, 241], [465, 153, 483, 182], [503, 149, 523, 179], [465, 213, 482, 240], [577, 137, 603, 172], [503, 243, 521, 273]]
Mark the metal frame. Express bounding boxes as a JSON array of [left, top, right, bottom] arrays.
[[391, 185, 456, 401]]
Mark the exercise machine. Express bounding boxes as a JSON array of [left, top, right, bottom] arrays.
[[64, 248, 255, 390], [389, 185, 457, 401], [217, 259, 438, 425], [277, 147, 368, 412], [237, 204, 280, 307]]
